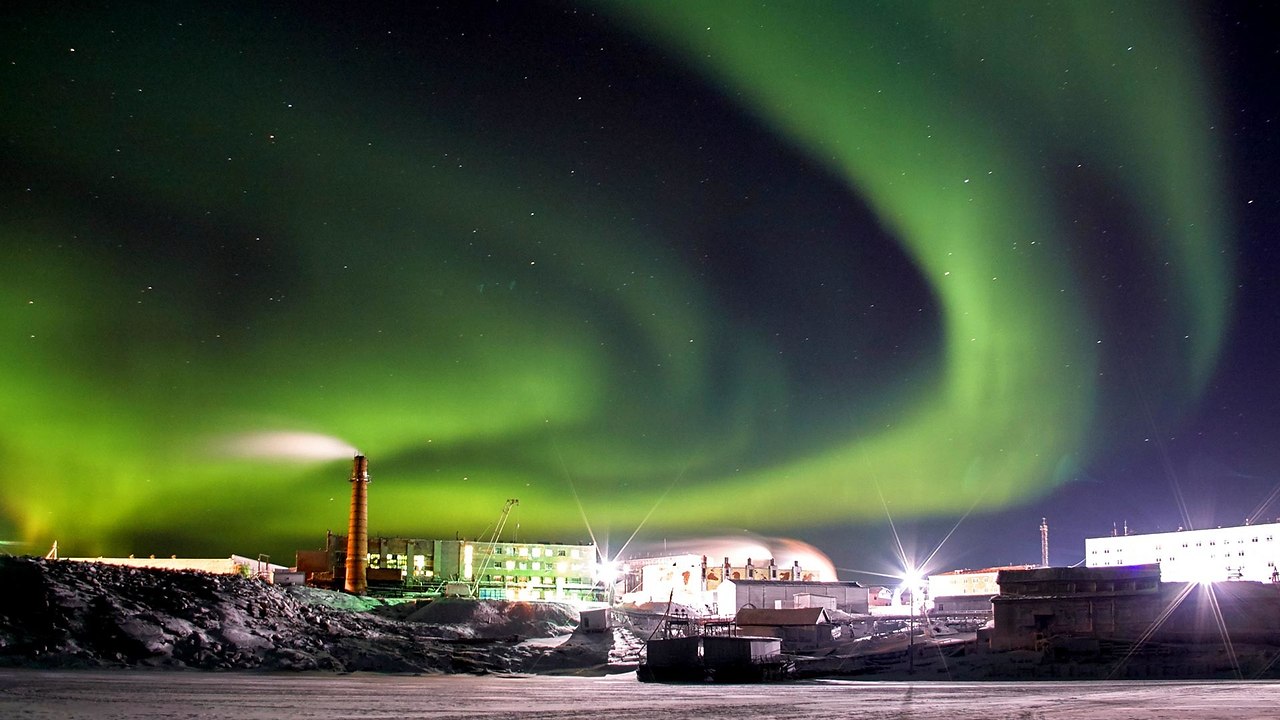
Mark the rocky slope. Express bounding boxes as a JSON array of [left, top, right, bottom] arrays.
[[0, 556, 636, 674]]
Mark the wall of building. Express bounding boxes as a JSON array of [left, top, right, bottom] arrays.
[[1085, 521, 1280, 583], [991, 564, 1280, 651], [929, 565, 1037, 599], [717, 580, 868, 615], [311, 533, 598, 600]]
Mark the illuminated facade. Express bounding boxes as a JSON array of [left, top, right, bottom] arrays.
[[618, 554, 821, 604], [929, 565, 1038, 598], [299, 532, 600, 601], [1085, 521, 1280, 583], [928, 565, 1037, 614], [460, 539, 599, 601]]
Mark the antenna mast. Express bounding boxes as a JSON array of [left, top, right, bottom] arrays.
[[1040, 517, 1049, 567]]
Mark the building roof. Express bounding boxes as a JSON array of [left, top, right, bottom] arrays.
[[725, 579, 862, 588], [735, 607, 830, 626], [998, 563, 1161, 583], [931, 564, 1038, 577]]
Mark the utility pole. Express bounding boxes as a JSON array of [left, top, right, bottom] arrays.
[[908, 599, 915, 674]]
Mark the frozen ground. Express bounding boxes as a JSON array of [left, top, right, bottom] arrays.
[[2, 670, 1280, 719]]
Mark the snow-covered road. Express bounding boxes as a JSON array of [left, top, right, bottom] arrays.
[[3, 670, 1280, 719]]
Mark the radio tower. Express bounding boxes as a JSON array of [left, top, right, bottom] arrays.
[[1040, 517, 1050, 567]]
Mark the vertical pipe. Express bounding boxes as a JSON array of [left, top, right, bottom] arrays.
[[345, 455, 371, 594]]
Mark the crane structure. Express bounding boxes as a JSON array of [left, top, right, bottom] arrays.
[[471, 498, 519, 597]]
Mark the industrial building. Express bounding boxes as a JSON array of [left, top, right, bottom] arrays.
[[1085, 520, 1280, 583], [715, 578, 868, 615], [990, 564, 1280, 651], [616, 553, 841, 614], [297, 531, 601, 602]]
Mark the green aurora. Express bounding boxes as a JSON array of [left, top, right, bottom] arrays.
[[0, 2, 1230, 558]]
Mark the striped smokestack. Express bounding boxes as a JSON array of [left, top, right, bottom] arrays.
[[344, 454, 370, 594]]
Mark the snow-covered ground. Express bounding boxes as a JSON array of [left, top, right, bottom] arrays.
[[3, 669, 1280, 719]]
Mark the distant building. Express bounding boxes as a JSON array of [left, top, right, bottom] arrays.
[[928, 565, 1038, 614], [617, 553, 825, 610], [297, 532, 600, 601], [715, 578, 868, 616], [63, 554, 286, 579], [991, 564, 1280, 651], [1085, 521, 1280, 583]]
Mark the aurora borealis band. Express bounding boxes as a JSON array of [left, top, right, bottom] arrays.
[[1, 1, 1269, 568]]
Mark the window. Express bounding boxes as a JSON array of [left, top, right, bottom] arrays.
[[532, 547, 543, 558]]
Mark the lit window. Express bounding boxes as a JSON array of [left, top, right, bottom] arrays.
[[505, 560, 515, 570], [518, 547, 529, 557], [532, 547, 543, 558], [532, 562, 541, 570]]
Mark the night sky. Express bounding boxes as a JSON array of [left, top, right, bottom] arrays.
[[2, 1, 1277, 582]]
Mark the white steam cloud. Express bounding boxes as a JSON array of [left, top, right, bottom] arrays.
[[213, 431, 358, 462]]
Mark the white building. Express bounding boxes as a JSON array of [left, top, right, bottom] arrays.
[[929, 565, 1036, 597], [1085, 521, 1280, 583]]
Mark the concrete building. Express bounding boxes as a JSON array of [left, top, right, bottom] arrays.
[[298, 532, 600, 601], [991, 564, 1280, 651], [715, 578, 868, 616], [1085, 521, 1280, 583]]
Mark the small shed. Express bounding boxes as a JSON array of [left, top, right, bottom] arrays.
[[734, 607, 838, 652], [579, 607, 611, 633]]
